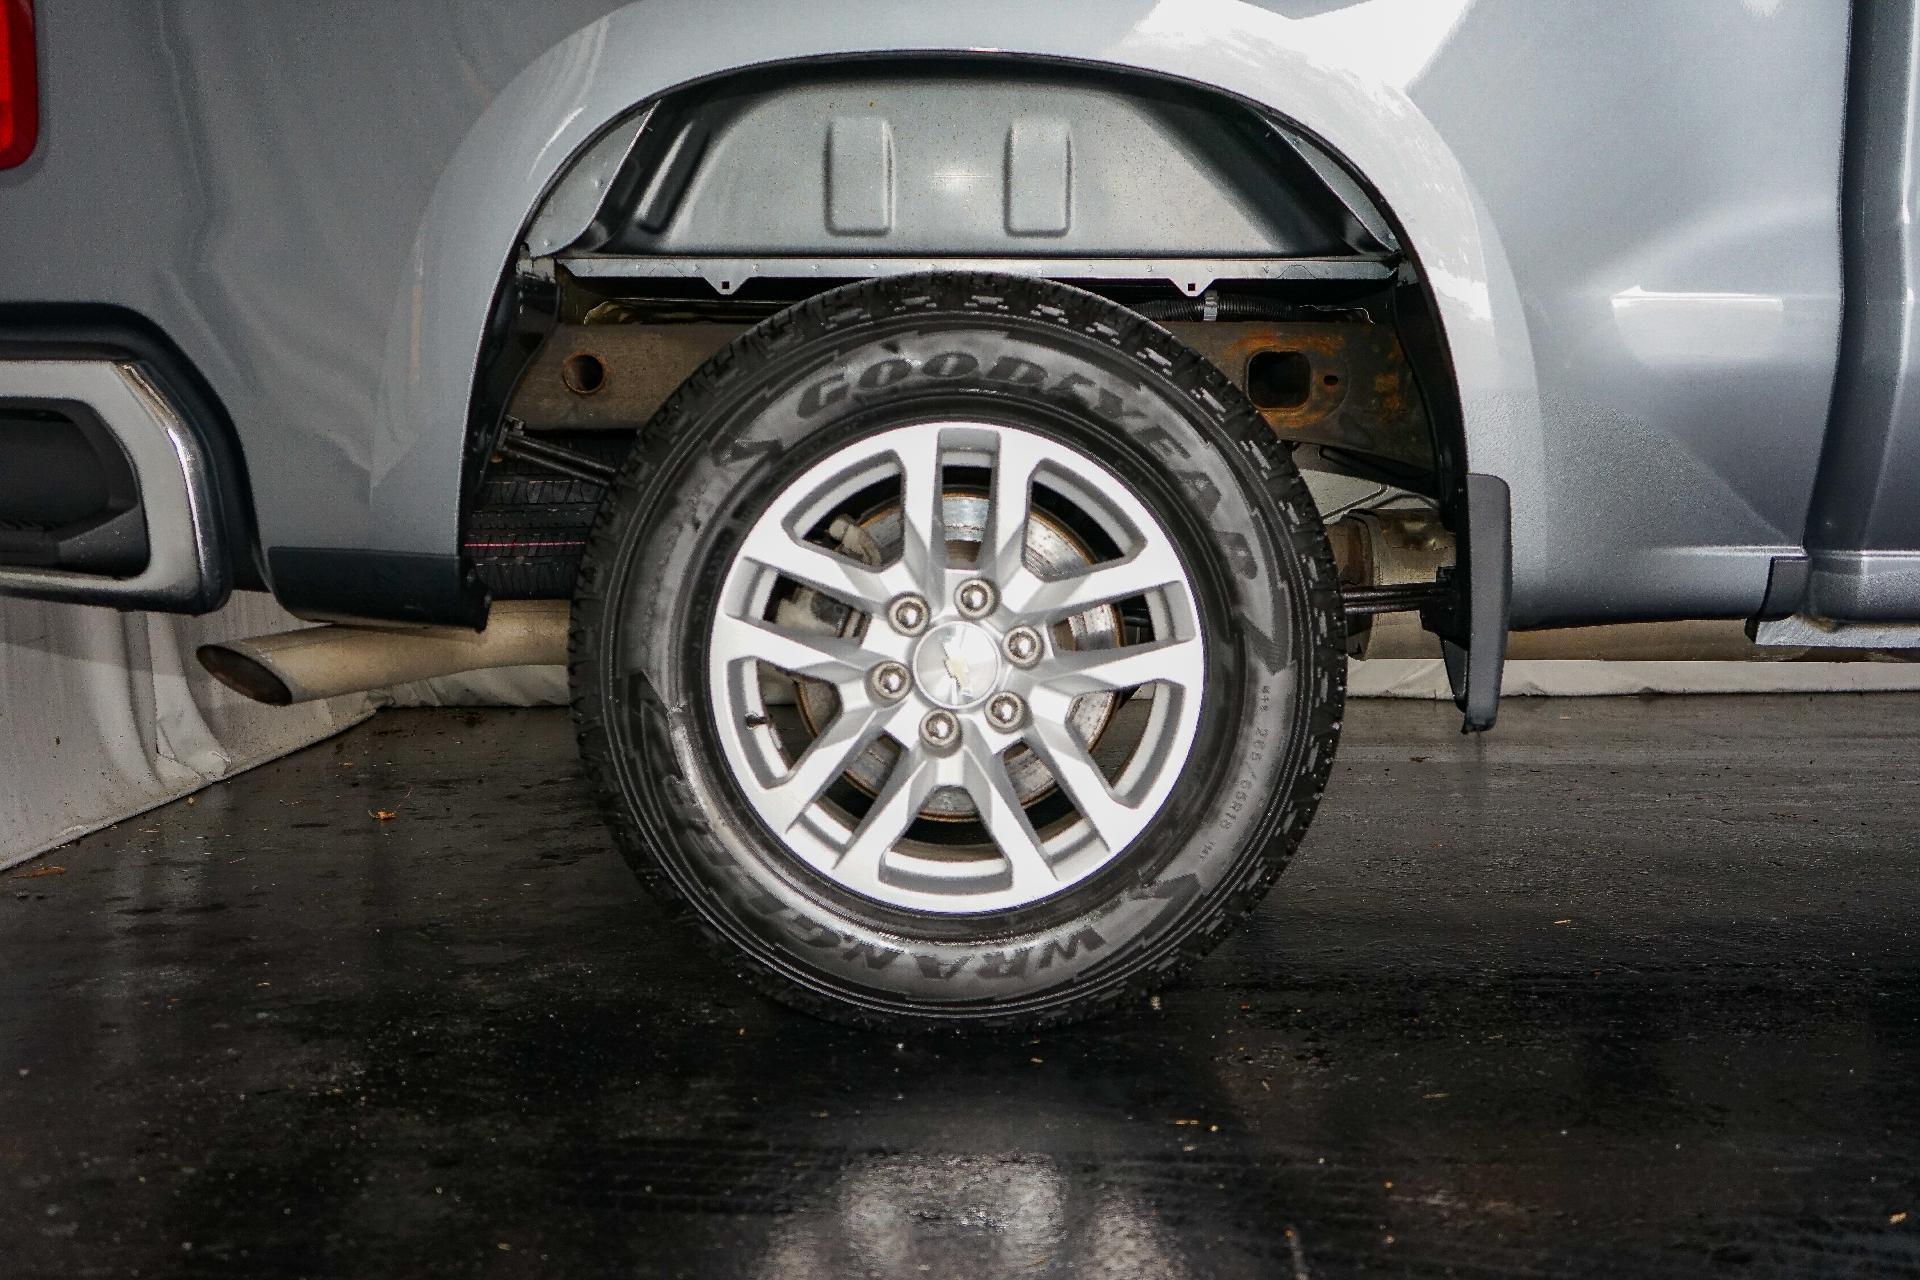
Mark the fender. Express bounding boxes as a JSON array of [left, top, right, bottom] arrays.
[[365, 0, 1542, 624]]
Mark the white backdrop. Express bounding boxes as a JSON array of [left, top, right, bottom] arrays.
[[0, 595, 375, 871], [7, 594, 1920, 870]]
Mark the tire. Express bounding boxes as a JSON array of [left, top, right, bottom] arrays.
[[571, 272, 1345, 1031]]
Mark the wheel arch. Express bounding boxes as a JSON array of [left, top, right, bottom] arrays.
[[377, 0, 1539, 634]]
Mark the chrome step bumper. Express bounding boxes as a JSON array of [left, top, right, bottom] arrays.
[[0, 358, 230, 611]]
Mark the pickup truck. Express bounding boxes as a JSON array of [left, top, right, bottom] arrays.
[[1, 1, 1911, 1027]]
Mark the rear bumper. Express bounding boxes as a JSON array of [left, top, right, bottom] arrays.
[[0, 357, 231, 612]]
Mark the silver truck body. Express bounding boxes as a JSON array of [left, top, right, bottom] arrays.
[[0, 0, 1911, 645]]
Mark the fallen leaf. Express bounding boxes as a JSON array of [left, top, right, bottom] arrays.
[[366, 786, 412, 823], [1409, 756, 1428, 763], [10, 865, 66, 880], [1552, 918, 1573, 925], [1171, 1119, 1202, 1126], [1893, 1212, 1909, 1226]]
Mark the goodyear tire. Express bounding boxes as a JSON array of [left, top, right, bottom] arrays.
[[571, 273, 1345, 1031]]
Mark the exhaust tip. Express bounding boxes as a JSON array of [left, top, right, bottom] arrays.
[[196, 643, 294, 706]]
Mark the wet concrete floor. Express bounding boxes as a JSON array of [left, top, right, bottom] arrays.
[[2, 695, 1918, 1277]]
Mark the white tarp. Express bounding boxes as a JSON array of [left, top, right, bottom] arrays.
[[0, 594, 375, 871]]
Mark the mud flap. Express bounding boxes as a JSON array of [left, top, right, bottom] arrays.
[[1439, 473, 1511, 733]]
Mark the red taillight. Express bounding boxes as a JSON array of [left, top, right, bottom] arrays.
[[0, 0, 37, 169]]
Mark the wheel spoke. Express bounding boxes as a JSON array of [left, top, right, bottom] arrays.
[[960, 739, 1058, 896], [977, 432, 1044, 583], [1024, 716, 1139, 854], [894, 436, 949, 587], [1040, 637, 1204, 698], [832, 750, 943, 895], [759, 697, 888, 832], [708, 419, 1209, 915], [1002, 543, 1186, 622], [710, 612, 872, 684], [739, 523, 904, 614]]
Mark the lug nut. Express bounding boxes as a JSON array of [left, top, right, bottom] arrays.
[[956, 578, 997, 619], [920, 709, 961, 751], [986, 692, 1026, 730], [888, 594, 929, 636], [1004, 625, 1043, 667], [870, 661, 911, 702]]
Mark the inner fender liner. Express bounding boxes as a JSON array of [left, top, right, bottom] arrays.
[[559, 63, 1390, 261]]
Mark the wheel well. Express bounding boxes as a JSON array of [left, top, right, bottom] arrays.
[[464, 55, 1472, 647]]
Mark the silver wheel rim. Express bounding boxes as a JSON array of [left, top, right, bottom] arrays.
[[706, 422, 1206, 915]]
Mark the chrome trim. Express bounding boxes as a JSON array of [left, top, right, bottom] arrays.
[[0, 359, 228, 611]]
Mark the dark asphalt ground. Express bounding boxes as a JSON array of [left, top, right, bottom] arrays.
[[2, 695, 1918, 1278]]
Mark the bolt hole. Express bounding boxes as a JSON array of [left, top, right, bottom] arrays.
[[1323, 374, 1341, 387], [561, 352, 609, 396], [1246, 350, 1312, 410]]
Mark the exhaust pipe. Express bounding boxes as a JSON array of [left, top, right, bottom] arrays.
[[197, 599, 568, 705]]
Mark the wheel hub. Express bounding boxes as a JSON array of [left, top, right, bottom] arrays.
[[912, 621, 1004, 710], [785, 493, 1119, 818]]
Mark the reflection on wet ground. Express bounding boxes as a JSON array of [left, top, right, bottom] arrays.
[[2, 697, 1918, 1277]]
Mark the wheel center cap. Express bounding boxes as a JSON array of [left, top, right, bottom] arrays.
[[913, 622, 1004, 710]]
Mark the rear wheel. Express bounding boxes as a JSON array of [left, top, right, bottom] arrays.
[[572, 273, 1344, 1030]]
